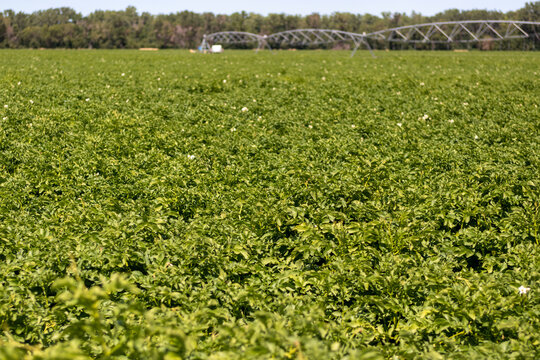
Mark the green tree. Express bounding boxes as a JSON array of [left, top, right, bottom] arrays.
[[0, 2, 538, 49]]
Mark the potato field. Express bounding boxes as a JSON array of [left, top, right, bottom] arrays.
[[0, 50, 539, 359]]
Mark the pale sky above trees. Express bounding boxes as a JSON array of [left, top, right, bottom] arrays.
[[5, 0, 530, 16]]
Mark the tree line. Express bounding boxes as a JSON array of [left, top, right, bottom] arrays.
[[0, 2, 538, 49]]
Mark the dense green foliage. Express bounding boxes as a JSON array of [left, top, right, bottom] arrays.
[[0, 50, 539, 359], [0, 2, 539, 49]]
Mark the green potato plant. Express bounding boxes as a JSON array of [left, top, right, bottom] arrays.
[[0, 49, 538, 359]]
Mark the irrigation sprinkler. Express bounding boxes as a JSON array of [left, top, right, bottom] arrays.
[[200, 20, 540, 56]]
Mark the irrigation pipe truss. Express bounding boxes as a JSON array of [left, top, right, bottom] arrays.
[[200, 20, 540, 57]]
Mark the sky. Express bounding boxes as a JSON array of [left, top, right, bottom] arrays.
[[2, 0, 530, 16]]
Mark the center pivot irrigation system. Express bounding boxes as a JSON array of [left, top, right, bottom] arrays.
[[200, 20, 540, 57]]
